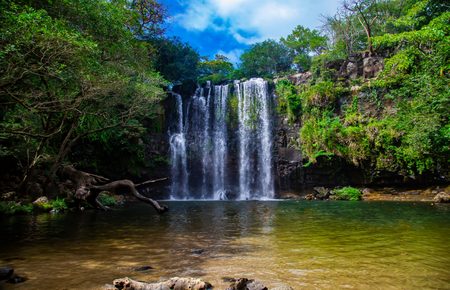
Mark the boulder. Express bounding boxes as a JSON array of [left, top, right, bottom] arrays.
[[313, 187, 330, 199], [1, 191, 15, 200], [346, 61, 359, 79], [363, 56, 384, 79], [287, 72, 312, 86], [433, 192, 449, 203], [226, 278, 267, 290], [27, 182, 43, 196], [305, 193, 315, 200], [32, 196, 49, 205], [113, 277, 212, 290]]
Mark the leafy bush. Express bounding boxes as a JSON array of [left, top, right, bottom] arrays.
[[0, 201, 33, 215], [33, 198, 68, 212], [301, 81, 337, 109], [275, 80, 301, 122], [50, 198, 68, 211], [97, 193, 117, 207], [332, 187, 362, 201]]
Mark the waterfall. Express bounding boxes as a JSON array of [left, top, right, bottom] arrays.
[[236, 78, 274, 199], [169, 78, 274, 200], [201, 82, 212, 198], [169, 93, 188, 199], [212, 84, 228, 199]]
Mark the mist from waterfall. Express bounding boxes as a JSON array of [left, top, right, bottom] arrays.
[[168, 78, 274, 200]]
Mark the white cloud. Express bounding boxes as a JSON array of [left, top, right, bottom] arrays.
[[174, 0, 340, 44], [216, 49, 244, 65]]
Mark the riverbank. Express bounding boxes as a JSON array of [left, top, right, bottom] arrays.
[[280, 185, 450, 202]]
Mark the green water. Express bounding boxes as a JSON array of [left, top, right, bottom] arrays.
[[0, 201, 449, 289]]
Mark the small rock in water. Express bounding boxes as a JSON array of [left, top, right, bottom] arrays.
[[272, 286, 294, 290], [7, 275, 26, 284], [101, 284, 116, 290], [226, 278, 267, 290], [191, 249, 205, 255], [134, 265, 154, 272], [0, 266, 14, 280]]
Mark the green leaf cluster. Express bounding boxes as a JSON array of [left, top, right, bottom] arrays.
[[332, 187, 362, 201]]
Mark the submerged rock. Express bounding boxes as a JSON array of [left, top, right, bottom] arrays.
[[226, 278, 268, 290], [0, 266, 13, 281], [7, 275, 26, 284], [134, 265, 153, 272], [272, 286, 294, 290], [191, 249, 205, 255]]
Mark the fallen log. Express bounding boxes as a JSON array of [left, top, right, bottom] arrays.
[[62, 165, 168, 214], [112, 277, 212, 290]]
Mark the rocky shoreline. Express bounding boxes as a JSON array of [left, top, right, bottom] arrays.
[[103, 276, 292, 290], [280, 185, 450, 203]]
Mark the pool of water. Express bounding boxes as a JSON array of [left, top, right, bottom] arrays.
[[1, 201, 449, 289]]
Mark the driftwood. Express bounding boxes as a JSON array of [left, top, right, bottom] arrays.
[[112, 277, 212, 290], [62, 165, 168, 214]]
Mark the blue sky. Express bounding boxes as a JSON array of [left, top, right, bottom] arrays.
[[160, 0, 341, 64]]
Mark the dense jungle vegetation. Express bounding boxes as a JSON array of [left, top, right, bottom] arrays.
[[0, 0, 448, 205]]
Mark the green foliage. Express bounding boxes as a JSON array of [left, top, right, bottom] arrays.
[[198, 54, 234, 84], [97, 193, 117, 207], [33, 198, 68, 212], [0, 0, 167, 183], [301, 81, 337, 108], [240, 40, 293, 78], [151, 37, 200, 84], [227, 93, 239, 129], [275, 80, 301, 122], [50, 198, 68, 211], [0, 201, 33, 215], [332, 187, 362, 201], [281, 25, 328, 71], [295, 0, 449, 177]]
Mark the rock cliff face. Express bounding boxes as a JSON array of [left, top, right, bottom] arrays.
[[273, 114, 370, 193], [161, 53, 445, 197]]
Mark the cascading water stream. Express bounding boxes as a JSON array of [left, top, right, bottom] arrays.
[[169, 78, 274, 200], [236, 79, 274, 199], [212, 84, 228, 199], [168, 93, 188, 199]]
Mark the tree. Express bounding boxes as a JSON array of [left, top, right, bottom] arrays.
[[150, 37, 200, 84], [240, 40, 293, 78], [198, 54, 235, 84], [128, 0, 167, 36], [281, 25, 328, 71], [0, 2, 166, 191]]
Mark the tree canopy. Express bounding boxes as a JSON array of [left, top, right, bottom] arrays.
[[281, 25, 328, 71], [239, 40, 293, 78], [0, 0, 167, 187]]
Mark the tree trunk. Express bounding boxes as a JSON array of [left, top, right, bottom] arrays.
[[62, 165, 168, 214]]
